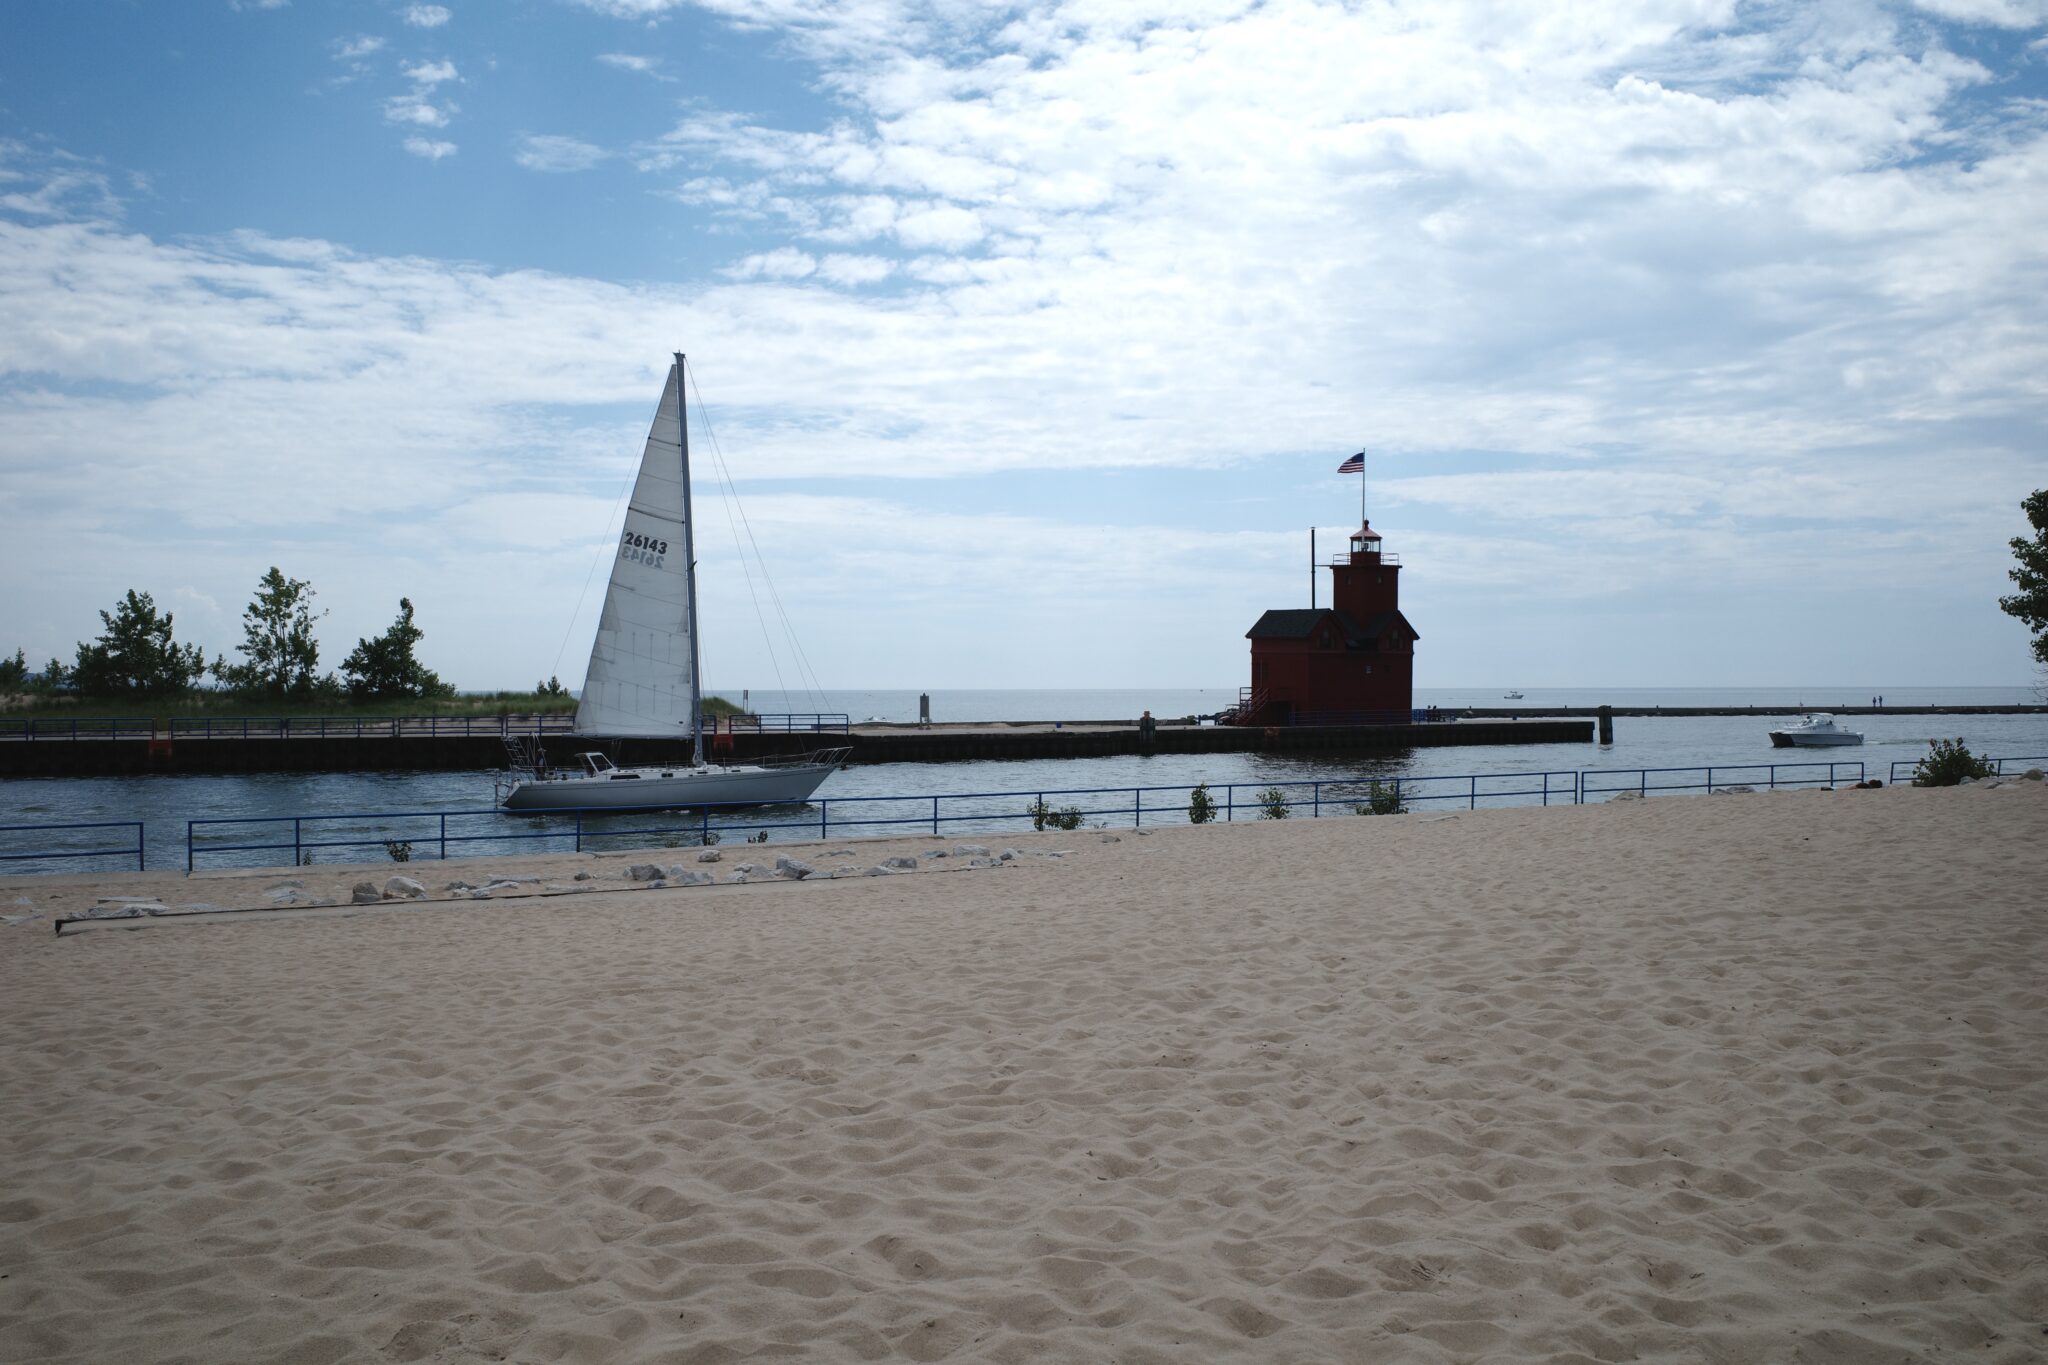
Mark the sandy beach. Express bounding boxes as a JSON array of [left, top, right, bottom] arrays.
[[2, 781, 2044, 1363]]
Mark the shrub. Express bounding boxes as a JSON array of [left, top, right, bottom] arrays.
[[1027, 799, 1083, 831], [1352, 779, 1407, 815], [1257, 786, 1291, 819], [748, 830, 770, 844], [383, 840, 412, 862], [1912, 738, 1996, 787], [1188, 782, 1217, 824]]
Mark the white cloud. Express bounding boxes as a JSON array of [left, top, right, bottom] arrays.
[[597, 53, 668, 78], [403, 60, 459, 86], [385, 96, 450, 127], [333, 34, 384, 60], [816, 253, 894, 286], [1910, 0, 2048, 25], [404, 3, 452, 27], [403, 137, 458, 159], [514, 135, 606, 172], [726, 247, 817, 278]]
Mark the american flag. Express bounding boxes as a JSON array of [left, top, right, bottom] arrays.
[[1337, 451, 1365, 473]]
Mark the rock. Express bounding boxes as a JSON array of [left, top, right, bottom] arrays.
[[627, 864, 665, 881], [1134, 829, 1151, 837], [999, 850, 1019, 861], [824, 849, 855, 858], [1610, 790, 1644, 802], [697, 850, 723, 863], [544, 883, 581, 893], [265, 887, 307, 905], [727, 871, 751, 884], [734, 863, 757, 875], [444, 879, 478, 892], [922, 850, 947, 859], [95, 895, 163, 906], [967, 857, 998, 868], [864, 866, 893, 877], [383, 876, 426, 899], [1711, 785, 1755, 795], [953, 844, 990, 857], [83, 904, 155, 920], [1958, 776, 1979, 786], [264, 879, 305, 892], [1098, 833, 1121, 843], [674, 870, 716, 887], [774, 856, 815, 880], [468, 889, 492, 900], [573, 871, 593, 881], [2022, 768, 2044, 782], [351, 882, 382, 904], [883, 856, 918, 870]]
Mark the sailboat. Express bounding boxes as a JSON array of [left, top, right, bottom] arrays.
[[498, 354, 848, 813]]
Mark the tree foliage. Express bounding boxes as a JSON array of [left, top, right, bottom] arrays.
[[341, 597, 453, 702], [0, 648, 25, 693], [1999, 488, 2048, 666], [68, 590, 209, 699], [219, 568, 326, 699]]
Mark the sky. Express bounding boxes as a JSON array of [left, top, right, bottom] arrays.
[[2, 0, 2045, 694]]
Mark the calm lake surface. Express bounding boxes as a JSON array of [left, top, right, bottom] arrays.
[[4, 689, 2045, 875]]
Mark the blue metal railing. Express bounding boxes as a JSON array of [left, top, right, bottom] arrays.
[[8, 751, 2035, 876], [184, 770, 1584, 870], [1580, 760, 1864, 799], [0, 717, 156, 740], [1888, 753, 2047, 783], [728, 713, 852, 733], [1, 821, 146, 871]]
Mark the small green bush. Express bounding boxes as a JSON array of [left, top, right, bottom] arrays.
[[383, 840, 412, 862], [1912, 738, 1996, 787], [1257, 787, 1291, 819], [1027, 799, 1085, 831], [1188, 782, 1217, 824], [1352, 779, 1407, 815]]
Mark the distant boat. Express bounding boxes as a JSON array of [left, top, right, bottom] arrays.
[[498, 355, 847, 812], [1502, 690, 1524, 700], [1768, 714, 1863, 748]]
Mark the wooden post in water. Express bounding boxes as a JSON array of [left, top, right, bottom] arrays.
[[1597, 704, 1614, 745]]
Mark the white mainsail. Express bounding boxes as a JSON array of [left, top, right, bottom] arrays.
[[573, 360, 697, 739]]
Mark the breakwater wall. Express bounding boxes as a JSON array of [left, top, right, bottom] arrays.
[[0, 719, 1592, 777]]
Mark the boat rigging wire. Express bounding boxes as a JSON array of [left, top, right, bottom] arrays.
[[686, 362, 831, 715]]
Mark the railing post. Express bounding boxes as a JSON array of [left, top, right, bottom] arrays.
[[439, 813, 448, 861], [701, 807, 709, 846], [1312, 782, 1320, 818], [820, 800, 828, 840], [294, 817, 302, 868], [1470, 774, 1477, 810], [135, 822, 145, 871], [932, 796, 939, 836], [186, 821, 194, 873], [1227, 784, 1234, 821], [575, 810, 584, 854], [1134, 788, 1141, 827]]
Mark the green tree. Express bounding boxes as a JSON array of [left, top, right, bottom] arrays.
[[1998, 488, 2048, 667], [0, 648, 25, 693], [341, 597, 454, 701], [69, 589, 208, 699], [220, 568, 325, 699]]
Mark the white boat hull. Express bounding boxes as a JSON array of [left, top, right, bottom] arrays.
[[1768, 730, 1863, 748], [501, 760, 838, 812]]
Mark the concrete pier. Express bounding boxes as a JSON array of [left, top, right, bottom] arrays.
[[0, 718, 1593, 777]]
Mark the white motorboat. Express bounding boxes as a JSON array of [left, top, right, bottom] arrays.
[[1767, 714, 1864, 748], [1503, 690, 1524, 700], [498, 355, 846, 813]]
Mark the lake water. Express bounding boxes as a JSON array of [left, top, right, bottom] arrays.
[[4, 689, 2045, 876]]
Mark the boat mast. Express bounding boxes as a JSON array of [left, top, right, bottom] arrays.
[[675, 352, 705, 767]]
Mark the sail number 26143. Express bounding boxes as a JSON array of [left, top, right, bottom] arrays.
[[620, 530, 668, 567]]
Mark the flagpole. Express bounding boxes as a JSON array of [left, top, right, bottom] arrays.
[[1359, 449, 1367, 527]]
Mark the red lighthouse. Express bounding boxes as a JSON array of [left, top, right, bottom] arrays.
[[1236, 478, 1419, 725]]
